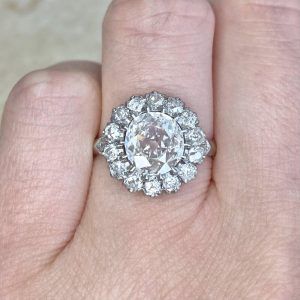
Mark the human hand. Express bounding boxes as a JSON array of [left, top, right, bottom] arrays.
[[1, 0, 299, 299]]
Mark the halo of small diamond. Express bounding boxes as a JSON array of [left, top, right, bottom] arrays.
[[127, 96, 147, 113], [104, 123, 124, 141], [146, 91, 166, 111], [102, 144, 123, 162], [176, 162, 197, 183], [162, 173, 181, 193], [164, 97, 184, 117], [95, 91, 211, 197], [175, 109, 198, 129], [124, 171, 143, 192], [144, 178, 162, 197], [111, 105, 132, 127]]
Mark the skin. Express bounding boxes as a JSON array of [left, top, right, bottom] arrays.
[[1, 0, 299, 299]]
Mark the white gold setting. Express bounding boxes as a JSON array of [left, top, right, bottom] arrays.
[[95, 91, 213, 197]]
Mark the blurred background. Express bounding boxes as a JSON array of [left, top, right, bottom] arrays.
[[0, 0, 111, 116]]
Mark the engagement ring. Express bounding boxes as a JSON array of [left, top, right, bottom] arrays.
[[95, 91, 214, 197]]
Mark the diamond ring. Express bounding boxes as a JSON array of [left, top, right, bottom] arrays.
[[95, 91, 214, 197]]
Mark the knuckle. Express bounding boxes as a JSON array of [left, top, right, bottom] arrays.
[[10, 71, 55, 112], [104, 0, 214, 42], [11, 69, 95, 104], [243, 0, 300, 18], [222, 0, 300, 63], [244, 0, 300, 30], [5, 69, 95, 125], [4, 70, 60, 126], [228, 0, 300, 30]]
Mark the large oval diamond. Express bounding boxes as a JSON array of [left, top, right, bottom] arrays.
[[125, 112, 184, 175]]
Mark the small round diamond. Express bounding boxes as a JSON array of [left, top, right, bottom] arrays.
[[95, 136, 107, 154], [144, 179, 162, 197], [162, 174, 181, 193], [124, 171, 143, 192], [111, 105, 132, 127], [187, 146, 205, 164], [176, 109, 198, 129], [184, 127, 205, 145], [110, 160, 131, 180], [102, 144, 123, 162], [127, 96, 147, 113], [201, 139, 212, 156], [176, 162, 197, 183], [104, 123, 124, 141], [164, 97, 184, 117], [147, 91, 166, 111]]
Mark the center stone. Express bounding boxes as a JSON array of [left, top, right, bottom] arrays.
[[125, 112, 184, 175]]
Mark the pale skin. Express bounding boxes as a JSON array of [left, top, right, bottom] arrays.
[[1, 0, 300, 299]]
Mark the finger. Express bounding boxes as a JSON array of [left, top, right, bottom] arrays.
[[64, 2, 215, 293], [76, 0, 215, 267], [0, 61, 101, 290], [102, 0, 214, 137], [97, 0, 215, 204], [210, 0, 300, 206]]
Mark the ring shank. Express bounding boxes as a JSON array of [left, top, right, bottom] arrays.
[[208, 140, 216, 158]]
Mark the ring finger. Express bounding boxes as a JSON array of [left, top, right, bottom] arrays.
[[77, 0, 216, 248], [98, 0, 215, 201]]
